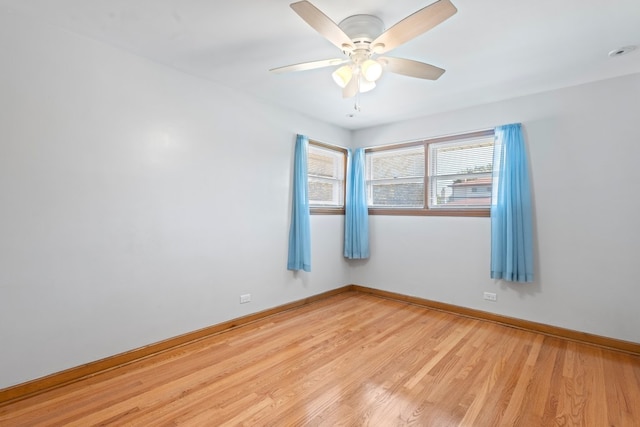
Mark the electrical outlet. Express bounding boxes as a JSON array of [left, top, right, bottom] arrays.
[[483, 292, 497, 302], [240, 294, 251, 304]]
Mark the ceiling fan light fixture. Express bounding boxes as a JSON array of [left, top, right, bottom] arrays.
[[358, 77, 376, 93], [361, 59, 383, 82], [278, 0, 459, 99], [332, 65, 353, 88]]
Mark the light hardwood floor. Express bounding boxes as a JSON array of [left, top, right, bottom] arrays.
[[1, 291, 639, 426]]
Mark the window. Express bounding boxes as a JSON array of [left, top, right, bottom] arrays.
[[428, 137, 495, 210], [365, 130, 495, 216], [367, 145, 425, 208], [308, 141, 346, 214]]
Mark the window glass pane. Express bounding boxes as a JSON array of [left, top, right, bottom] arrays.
[[367, 146, 425, 208], [309, 179, 335, 204], [429, 138, 494, 208], [370, 146, 424, 180], [371, 182, 424, 207], [307, 142, 345, 208], [308, 151, 335, 178]]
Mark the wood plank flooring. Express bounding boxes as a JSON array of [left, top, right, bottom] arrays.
[[1, 291, 639, 426]]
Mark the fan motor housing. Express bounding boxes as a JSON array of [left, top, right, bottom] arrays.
[[338, 14, 384, 45]]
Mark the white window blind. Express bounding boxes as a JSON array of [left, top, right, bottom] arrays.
[[366, 145, 425, 207], [428, 137, 494, 209], [308, 143, 345, 207]]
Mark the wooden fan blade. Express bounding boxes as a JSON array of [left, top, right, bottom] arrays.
[[371, 0, 457, 54], [270, 58, 348, 74], [380, 57, 445, 80], [342, 76, 358, 98], [290, 1, 354, 52]]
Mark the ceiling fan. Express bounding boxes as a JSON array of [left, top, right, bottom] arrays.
[[270, 0, 458, 98]]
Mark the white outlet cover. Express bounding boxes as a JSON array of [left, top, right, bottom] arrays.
[[483, 292, 497, 301]]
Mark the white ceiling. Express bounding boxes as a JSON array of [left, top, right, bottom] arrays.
[[3, 0, 640, 130]]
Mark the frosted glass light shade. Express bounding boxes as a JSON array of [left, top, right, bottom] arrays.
[[359, 77, 376, 93], [361, 59, 382, 82], [332, 65, 353, 88]]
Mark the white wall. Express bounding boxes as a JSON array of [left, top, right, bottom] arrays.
[[351, 72, 640, 344], [0, 11, 350, 388]]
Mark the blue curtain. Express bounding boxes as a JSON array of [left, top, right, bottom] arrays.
[[344, 148, 370, 259], [287, 134, 311, 272], [491, 123, 534, 282]]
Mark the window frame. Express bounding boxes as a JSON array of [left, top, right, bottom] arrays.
[[365, 129, 495, 217], [308, 140, 347, 215]]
